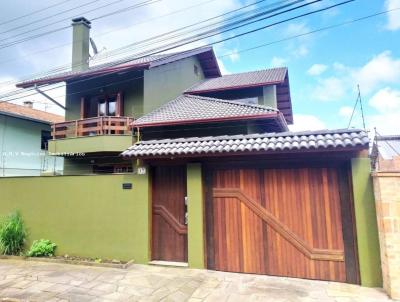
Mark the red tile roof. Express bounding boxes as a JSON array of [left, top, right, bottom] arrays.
[[0, 102, 64, 124]]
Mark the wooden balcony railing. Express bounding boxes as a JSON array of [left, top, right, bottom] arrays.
[[52, 116, 134, 139]]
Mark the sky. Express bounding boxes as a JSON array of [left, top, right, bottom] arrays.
[[0, 0, 399, 135]]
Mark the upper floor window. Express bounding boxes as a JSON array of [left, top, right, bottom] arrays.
[[81, 92, 123, 119], [41, 130, 51, 150]]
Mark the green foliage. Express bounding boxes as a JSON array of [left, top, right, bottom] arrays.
[[0, 211, 27, 255], [27, 239, 57, 257]]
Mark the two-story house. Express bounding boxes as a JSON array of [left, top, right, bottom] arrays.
[[15, 17, 380, 286]]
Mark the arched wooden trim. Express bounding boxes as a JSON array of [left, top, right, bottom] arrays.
[[153, 205, 187, 235], [213, 188, 344, 261]]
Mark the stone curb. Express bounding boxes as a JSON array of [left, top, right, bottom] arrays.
[[0, 255, 135, 269]]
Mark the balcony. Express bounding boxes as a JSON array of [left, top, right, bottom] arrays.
[[48, 116, 134, 154], [52, 116, 133, 139]]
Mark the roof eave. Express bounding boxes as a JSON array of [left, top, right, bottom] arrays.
[[132, 112, 280, 128], [16, 62, 152, 88], [123, 145, 369, 160], [185, 80, 285, 94], [0, 110, 53, 125]]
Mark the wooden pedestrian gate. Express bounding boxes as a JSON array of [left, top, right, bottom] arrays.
[[151, 166, 188, 262], [205, 164, 359, 283]]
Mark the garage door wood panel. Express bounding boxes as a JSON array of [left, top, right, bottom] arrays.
[[152, 166, 187, 262], [206, 165, 358, 283]]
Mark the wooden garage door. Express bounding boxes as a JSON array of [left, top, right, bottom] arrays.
[[205, 164, 359, 283]]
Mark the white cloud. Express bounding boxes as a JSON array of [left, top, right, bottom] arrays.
[[364, 87, 400, 135], [369, 87, 400, 113], [292, 44, 309, 57], [332, 62, 347, 72], [307, 64, 328, 76], [284, 22, 311, 58], [385, 0, 400, 31], [227, 48, 240, 62], [289, 114, 326, 131], [311, 77, 347, 102], [285, 22, 310, 36], [270, 56, 287, 68], [310, 51, 400, 102], [354, 51, 400, 94], [338, 106, 353, 118]]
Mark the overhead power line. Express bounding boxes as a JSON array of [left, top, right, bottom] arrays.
[[0, 0, 161, 49], [0, 0, 354, 104], [0, 0, 73, 27], [0, 0, 306, 96], [0, 0, 103, 36], [218, 7, 400, 59], [0, 0, 220, 80]]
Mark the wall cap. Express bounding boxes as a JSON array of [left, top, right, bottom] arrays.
[[372, 171, 400, 177]]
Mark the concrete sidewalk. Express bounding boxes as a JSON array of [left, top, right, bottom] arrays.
[[0, 259, 391, 302]]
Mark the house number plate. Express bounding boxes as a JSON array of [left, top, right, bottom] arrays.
[[137, 167, 147, 175]]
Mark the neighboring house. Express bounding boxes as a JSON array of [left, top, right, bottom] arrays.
[[371, 135, 400, 171], [14, 17, 381, 287], [0, 101, 64, 176]]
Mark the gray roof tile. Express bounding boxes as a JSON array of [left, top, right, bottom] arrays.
[[185, 67, 287, 93], [122, 129, 369, 158], [375, 135, 400, 159], [132, 94, 285, 128]]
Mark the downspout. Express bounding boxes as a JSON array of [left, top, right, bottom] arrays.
[[136, 127, 141, 168]]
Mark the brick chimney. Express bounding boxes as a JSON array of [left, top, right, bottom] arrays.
[[23, 101, 33, 108], [71, 17, 91, 72]]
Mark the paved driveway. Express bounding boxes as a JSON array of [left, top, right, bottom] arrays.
[[0, 259, 391, 302]]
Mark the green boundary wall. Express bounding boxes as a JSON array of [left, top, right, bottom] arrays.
[[0, 174, 150, 263], [0, 159, 382, 287], [351, 157, 382, 287]]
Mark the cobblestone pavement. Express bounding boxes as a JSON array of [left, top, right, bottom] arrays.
[[0, 259, 392, 302]]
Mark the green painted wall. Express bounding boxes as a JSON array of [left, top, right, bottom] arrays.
[[0, 114, 63, 176], [351, 157, 382, 287], [186, 163, 205, 269], [143, 56, 205, 114], [0, 173, 150, 263], [48, 135, 133, 154]]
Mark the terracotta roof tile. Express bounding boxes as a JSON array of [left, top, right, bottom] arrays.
[[0, 102, 64, 124]]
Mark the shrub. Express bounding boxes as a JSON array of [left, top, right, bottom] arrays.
[[27, 239, 57, 257], [0, 211, 27, 255]]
